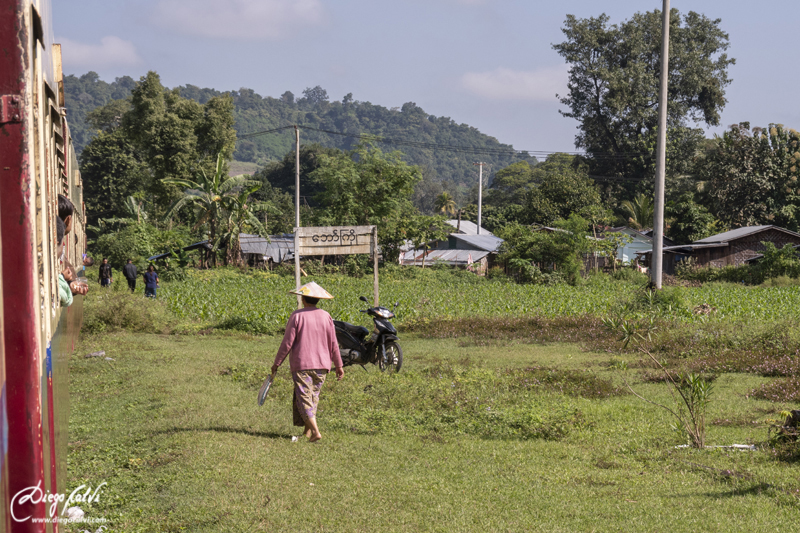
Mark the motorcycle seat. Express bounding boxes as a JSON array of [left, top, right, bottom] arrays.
[[334, 320, 369, 339]]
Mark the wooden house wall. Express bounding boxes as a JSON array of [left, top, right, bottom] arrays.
[[694, 229, 800, 268]]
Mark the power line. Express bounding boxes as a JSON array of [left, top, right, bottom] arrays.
[[237, 125, 296, 139], [235, 123, 649, 160]]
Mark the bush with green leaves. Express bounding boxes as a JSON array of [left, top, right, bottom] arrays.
[[757, 242, 800, 280], [82, 288, 176, 334], [92, 222, 190, 267]]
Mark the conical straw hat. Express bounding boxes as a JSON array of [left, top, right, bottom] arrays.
[[288, 281, 334, 299]]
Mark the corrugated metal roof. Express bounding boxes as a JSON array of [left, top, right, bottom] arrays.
[[239, 233, 269, 255], [445, 220, 494, 236], [694, 225, 800, 243], [637, 242, 729, 255], [450, 233, 503, 252], [401, 249, 489, 265], [240, 233, 294, 263]]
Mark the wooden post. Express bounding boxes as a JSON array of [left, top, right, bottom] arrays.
[[372, 226, 379, 306]]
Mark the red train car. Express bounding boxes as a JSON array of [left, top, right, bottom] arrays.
[[1, 0, 86, 530]]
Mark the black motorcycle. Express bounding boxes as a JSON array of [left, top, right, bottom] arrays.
[[334, 296, 403, 372]]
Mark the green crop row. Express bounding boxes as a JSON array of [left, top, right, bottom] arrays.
[[158, 269, 800, 334]]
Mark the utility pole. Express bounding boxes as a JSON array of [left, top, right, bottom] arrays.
[[294, 125, 302, 307], [474, 162, 484, 234], [652, 0, 670, 289]]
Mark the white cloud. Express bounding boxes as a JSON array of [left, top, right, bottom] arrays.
[[152, 0, 325, 41], [58, 36, 142, 69], [461, 66, 567, 102]]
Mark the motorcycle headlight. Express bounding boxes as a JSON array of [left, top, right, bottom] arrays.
[[376, 308, 394, 318]]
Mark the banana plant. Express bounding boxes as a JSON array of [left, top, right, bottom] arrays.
[[219, 185, 270, 266], [162, 153, 263, 265]]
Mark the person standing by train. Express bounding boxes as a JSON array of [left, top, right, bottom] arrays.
[[123, 259, 138, 292], [99, 258, 113, 287], [143, 265, 159, 298], [271, 282, 344, 443]]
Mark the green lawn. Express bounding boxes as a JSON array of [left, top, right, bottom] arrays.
[[66, 331, 800, 532]]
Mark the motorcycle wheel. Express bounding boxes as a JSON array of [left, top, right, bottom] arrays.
[[379, 341, 403, 373]]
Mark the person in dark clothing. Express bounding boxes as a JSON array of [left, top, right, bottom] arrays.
[[143, 265, 159, 298], [99, 258, 113, 287], [123, 259, 138, 292]]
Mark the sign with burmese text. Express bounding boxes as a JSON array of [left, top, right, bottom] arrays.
[[295, 225, 375, 256]]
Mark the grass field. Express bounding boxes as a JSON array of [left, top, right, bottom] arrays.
[[66, 326, 800, 532]]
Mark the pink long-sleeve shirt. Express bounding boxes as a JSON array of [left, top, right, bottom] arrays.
[[273, 307, 343, 372]]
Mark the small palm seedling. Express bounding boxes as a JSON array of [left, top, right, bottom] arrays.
[[605, 315, 713, 448]]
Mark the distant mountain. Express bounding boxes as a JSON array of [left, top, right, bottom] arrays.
[[64, 72, 527, 184]]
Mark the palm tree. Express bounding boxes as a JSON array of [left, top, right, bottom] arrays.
[[434, 191, 457, 217], [162, 153, 263, 266], [620, 193, 655, 230]]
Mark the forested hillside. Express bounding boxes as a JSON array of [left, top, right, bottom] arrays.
[[64, 72, 526, 188]]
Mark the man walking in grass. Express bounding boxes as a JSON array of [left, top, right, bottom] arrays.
[[123, 259, 138, 292], [271, 282, 344, 442], [99, 258, 113, 287]]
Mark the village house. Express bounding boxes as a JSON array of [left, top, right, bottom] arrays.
[[639, 225, 800, 274], [400, 220, 501, 275]]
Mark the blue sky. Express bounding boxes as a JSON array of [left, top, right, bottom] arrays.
[[54, 0, 799, 154]]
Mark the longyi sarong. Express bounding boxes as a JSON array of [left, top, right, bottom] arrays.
[[292, 370, 327, 426]]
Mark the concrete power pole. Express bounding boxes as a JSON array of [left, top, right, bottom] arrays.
[[652, 0, 670, 289], [474, 162, 484, 234], [294, 125, 302, 307]]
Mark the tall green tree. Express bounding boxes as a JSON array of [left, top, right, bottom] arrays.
[[252, 143, 341, 205], [667, 192, 718, 244], [121, 71, 236, 214], [487, 161, 537, 206], [553, 9, 734, 182], [702, 123, 800, 230], [79, 128, 149, 227], [524, 154, 603, 225], [310, 143, 422, 253]]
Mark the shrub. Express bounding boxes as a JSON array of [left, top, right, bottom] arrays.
[[761, 276, 800, 287], [82, 289, 176, 334], [757, 242, 800, 280], [612, 267, 649, 284], [675, 258, 762, 284], [92, 223, 191, 267], [486, 266, 510, 281]]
